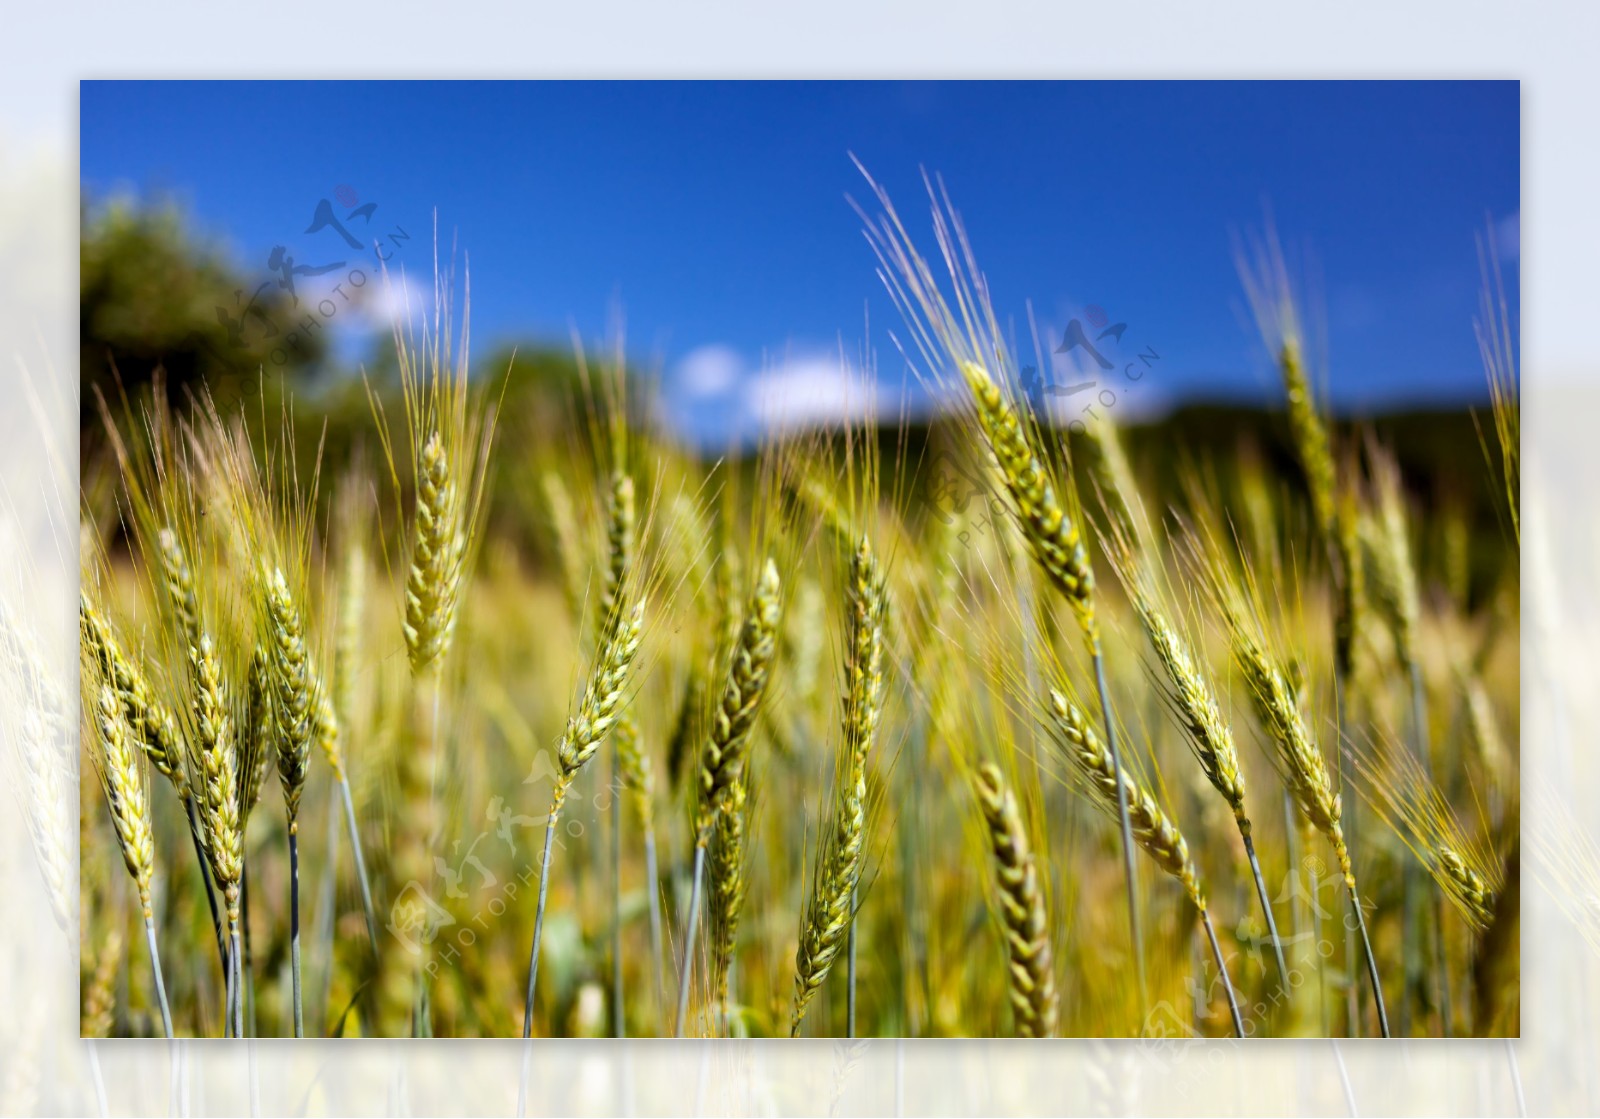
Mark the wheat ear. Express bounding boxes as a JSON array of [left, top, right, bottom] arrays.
[[260, 564, 318, 1036], [599, 470, 637, 1036], [404, 431, 465, 676], [190, 634, 244, 1036], [1046, 690, 1244, 1036], [521, 601, 645, 1039], [1228, 624, 1391, 1037], [82, 926, 124, 1039], [1279, 340, 1337, 541], [710, 773, 750, 1024], [92, 685, 172, 1038], [972, 762, 1058, 1037], [83, 591, 229, 986], [792, 540, 884, 1036], [678, 557, 781, 1037], [1127, 581, 1289, 990]]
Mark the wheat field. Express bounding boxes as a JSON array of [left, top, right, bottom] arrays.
[[74, 180, 1519, 1041]]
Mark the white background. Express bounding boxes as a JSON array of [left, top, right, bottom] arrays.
[[0, 4, 1591, 1115]]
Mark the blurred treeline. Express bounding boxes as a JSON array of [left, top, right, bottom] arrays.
[[82, 199, 1510, 598]]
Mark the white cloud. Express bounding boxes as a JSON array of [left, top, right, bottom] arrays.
[[666, 344, 936, 447], [675, 344, 743, 398], [739, 353, 883, 433]]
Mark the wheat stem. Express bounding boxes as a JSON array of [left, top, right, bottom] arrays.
[[676, 844, 707, 1038], [612, 746, 625, 1038], [1242, 830, 1290, 991], [643, 830, 665, 1020], [1092, 649, 1146, 1013], [288, 825, 303, 1037], [1200, 908, 1245, 1037], [337, 771, 380, 957], [144, 912, 173, 1039], [521, 802, 563, 1040]]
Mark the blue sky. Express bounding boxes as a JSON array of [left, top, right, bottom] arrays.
[[80, 80, 1518, 440]]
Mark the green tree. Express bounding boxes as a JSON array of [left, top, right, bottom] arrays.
[[80, 198, 327, 431]]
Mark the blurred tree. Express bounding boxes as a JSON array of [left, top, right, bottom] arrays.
[[80, 197, 327, 433]]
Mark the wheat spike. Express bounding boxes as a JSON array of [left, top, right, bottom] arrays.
[[615, 714, 654, 833], [958, 360, 1097, 639], [1438, 847, 1496, 932], [1045, 690, 1201, 904], [334, 533, 366, 730], [1333, 488, 1369, 683], [262, 565, 315, 825], [555, 601, 645, 789], [1279, 340, 1337, 541], [156, 526, 203, 655], [81, 594, 187, 798], [92, 685, 157, 914], [710, 774, 750, 1004], [238, 644, 272, 822], [973, 762, 1058, 1038], [1366, 449, 1421, 672], [82, 926, 123, 1039], [1128, 583, 1246, 823], [792, 540, 885, 1033], [190, 635, 243, 910], [600, 471, 636, 634], [699, 558, 782, 837], [404, 431, 465, 676]]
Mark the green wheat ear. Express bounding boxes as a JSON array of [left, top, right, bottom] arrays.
[[792, 539, 885, 1034], [958, 360, 1097, 641], [190, 634, 243, 911], [262, 565, 315, 826], [1279, 340, 1337, 541], [699, 558, 782, 839], [405, 431, 465, 676], [555, 601, 646, 788], [81, 594, 188, 801]]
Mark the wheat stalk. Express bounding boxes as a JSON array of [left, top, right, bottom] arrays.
[[678, 557, 781, 1037], [793, 539, 884, 1036], [521, 600, 645, 1039], [1217, 590, 1391, 1037], [189, 634, 244, 1037], [1124, 573, 1289, 990], [259, 564, 317, 1036], [90, 684, 173, 1039]]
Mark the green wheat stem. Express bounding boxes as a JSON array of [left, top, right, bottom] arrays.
[[676, 844, 707, 1038], [1092, 648, 1146, 1014]]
